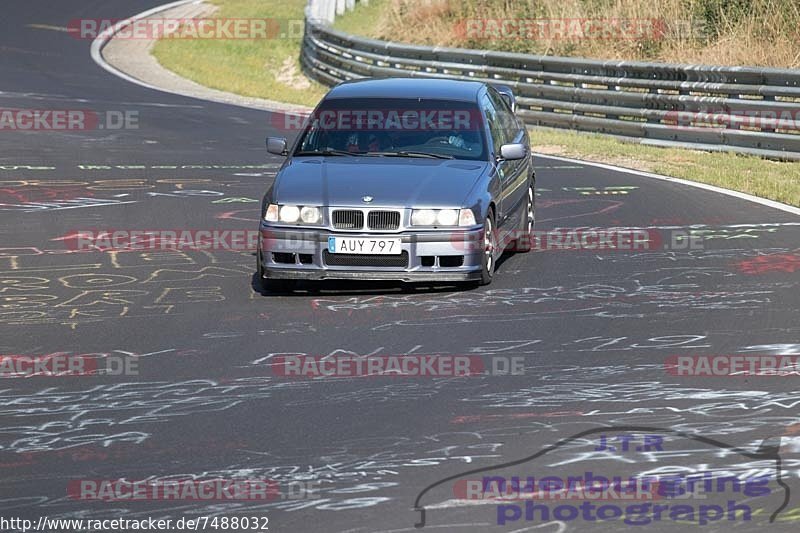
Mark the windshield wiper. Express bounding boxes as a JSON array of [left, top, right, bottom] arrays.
[[365, 151, 454, 160], [294, 149, 361, 157]]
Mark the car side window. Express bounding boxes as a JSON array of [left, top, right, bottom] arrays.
[[488, 89, 521, 143], [481, 94, 509, 155]]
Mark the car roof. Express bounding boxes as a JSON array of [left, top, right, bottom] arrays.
[[325, 78, 485, 102]]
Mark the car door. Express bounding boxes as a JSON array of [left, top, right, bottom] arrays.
[[482, 90, 527, 237], [480, 93, 508, 228]]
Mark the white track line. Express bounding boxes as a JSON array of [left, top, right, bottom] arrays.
[[90, 0, 199, 93], [91, 1, 800, 218], [535, 153, 800, 216]]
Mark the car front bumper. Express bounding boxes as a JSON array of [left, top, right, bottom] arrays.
[[259, 226, 484, 282]]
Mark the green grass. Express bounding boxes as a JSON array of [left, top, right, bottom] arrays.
[[337, 0, 800, 68], [530, 128, 800, 207], [152, 0, 327, 107], [333, 0, 384, 35]]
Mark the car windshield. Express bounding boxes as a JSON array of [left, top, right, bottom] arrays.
[[294, 97, 488, 161]]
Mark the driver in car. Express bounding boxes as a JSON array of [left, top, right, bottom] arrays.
[[446, 130, 482, 153]]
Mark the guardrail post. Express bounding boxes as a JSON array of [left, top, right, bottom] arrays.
[[326, 0, 337, 23], [313, 0, 324, 23]]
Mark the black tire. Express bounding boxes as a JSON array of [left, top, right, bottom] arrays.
[[480, 211, 497, 286], [515, 182, 535, 253], [256, 248, 266, 292]]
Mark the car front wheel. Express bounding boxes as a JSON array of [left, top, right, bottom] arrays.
[[480, 212, 496, 285], [516, 183, 535, 253]]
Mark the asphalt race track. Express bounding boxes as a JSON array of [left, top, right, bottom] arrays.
[[2, 2, 800, 532]]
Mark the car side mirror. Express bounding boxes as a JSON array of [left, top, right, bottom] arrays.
[[267, 136, 288, 156], [499, 143, 527, 161]]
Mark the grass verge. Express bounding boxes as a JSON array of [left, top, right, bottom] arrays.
[[531, 128, 799, 207], [348, 0, 800, 68], [152, 0, 327, 107]]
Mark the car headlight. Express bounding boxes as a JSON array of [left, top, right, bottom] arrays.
[[279, 205, 300, 223], [264, 204, 322, 225], [411, 209, 437, 226], [436, 209, 458, 226], [300, 206, 321, 224], [411, 209, 476, 227]]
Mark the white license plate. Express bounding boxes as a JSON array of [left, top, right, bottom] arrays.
[[328, 236, 401, 255]]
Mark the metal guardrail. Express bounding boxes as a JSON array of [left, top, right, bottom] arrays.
[[301, 0, 800, 161]]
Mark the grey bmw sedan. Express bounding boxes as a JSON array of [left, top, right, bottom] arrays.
[[257, 78, 535, 291]]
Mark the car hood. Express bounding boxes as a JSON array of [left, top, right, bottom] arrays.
[[273, 157, 489, 208]]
